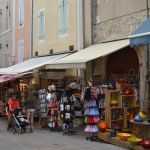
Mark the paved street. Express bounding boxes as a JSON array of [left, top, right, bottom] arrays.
[[0, 118, 126, 150]]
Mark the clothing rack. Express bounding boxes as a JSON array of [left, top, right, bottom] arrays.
[[60, 89, 76, 136]]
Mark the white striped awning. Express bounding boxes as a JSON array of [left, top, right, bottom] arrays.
[[46, 39, 129, 69], [0, 53, 70, 74]]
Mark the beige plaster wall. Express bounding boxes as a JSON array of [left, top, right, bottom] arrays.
[[33, 0, 78, 56]]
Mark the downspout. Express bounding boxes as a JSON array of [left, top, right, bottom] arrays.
[[90, 0, 95, 81], [77, 0, 83, 50], [146, 0, 150, 109], [77, 0, 84, 85], [90, 0, 94, 45], [146, 0, 149, 72], [12, 0, 16, 64], [30, 0, 34, 58]]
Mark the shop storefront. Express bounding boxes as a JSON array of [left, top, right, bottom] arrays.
[[45, 38, 150, 149], [0, 53, 70, 116], [0, 37, 148, 149]]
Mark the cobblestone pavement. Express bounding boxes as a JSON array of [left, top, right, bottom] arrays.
[[0, 118, 126, 150]]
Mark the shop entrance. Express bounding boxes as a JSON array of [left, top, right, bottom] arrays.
[[106, 46, 139, 80]]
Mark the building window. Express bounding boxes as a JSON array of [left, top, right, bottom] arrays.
[[18, 0, 24, 26], [38, 9, 45, 40], [18, 40, 24, 63], [58, 0, 68, 36]]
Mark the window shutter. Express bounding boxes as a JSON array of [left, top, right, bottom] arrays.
[[59, 0, 68, 35], [18, 40, 24, 63], [19, 0, 24, 26]]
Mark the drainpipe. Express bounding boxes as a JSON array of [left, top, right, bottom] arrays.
[[90, 0, 95, 81], [146, 0, 150, 109], [77, 0, 83, 50], [30, 0, 34, 58], [77, 0, 84, 85], [146, 0, 149, 72], [12, 0, 16, 64]]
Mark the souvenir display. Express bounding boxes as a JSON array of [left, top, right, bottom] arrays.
[[60, 89, 75, 135], [83, 86, 100, 141]]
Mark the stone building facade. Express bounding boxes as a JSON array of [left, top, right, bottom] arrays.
[[0, 0, 13, 67], [83, 0, 150, 110]]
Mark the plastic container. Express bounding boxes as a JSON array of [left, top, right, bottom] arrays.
[[117, 133, 131, 140], [140, 140, 150, 149], [127, 137, 142, 145]]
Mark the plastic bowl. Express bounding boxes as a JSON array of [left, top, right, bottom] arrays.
[[140, 140, 150, 149], [117, 133, 131, 140], [127, 137, 142, 145]]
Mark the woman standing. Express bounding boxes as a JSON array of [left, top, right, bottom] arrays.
[[25, 93, 37, 130], [6, 95, 20, 131]]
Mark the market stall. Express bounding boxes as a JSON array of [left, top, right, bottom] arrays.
[[97, 74, 150, 149]]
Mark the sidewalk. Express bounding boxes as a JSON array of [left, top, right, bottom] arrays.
[[0, 117, 126, 150]]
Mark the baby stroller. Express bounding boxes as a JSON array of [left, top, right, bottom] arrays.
[[11, 108, 32, 134]]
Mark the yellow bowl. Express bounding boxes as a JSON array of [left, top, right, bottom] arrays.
[[117, 133, 131, 140], [127, 137, 142, 145]]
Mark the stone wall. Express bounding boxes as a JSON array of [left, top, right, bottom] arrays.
[[93, 9, 149, 110], [93, 11, 147, 43]]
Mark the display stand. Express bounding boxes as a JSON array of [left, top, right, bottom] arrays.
[[47, 97, 61, 132], [84, 87, 100, 141], [99, 132, 145, 150], [130, 120, 150, 139], [60, 90, 76, 136], [37, 89, 47, 128]]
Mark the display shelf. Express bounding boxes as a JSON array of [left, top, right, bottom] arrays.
[[124, 107, 140, 128], [98, 132, 145, 150], [106, 107, 124, 128], [104, 89, 120, 108], [104, 86, 139, 129], [111, 74, 139, 85], [37, 89, 47, 128], [120, 95, 137, 108]]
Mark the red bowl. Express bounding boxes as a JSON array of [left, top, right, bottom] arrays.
[[117, 79, 125, 84], [140, 140, 150, 149]]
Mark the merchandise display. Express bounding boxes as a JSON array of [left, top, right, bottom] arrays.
[[37, 89, 47, 119], [97, 74, 150, 150], [60, 89, 76, 135], [47, 92, 61, 131], [83, 86, 100, 141]]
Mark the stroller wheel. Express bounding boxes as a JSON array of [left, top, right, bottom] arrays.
[[12, 128, 16, 134], [19, 128, 23, 134], [30, 127, 33, 133]]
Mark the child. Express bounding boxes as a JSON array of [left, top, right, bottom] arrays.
[[17, 111, 29, 124], [16, 110, 30, 131]]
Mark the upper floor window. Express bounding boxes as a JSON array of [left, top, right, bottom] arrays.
[[58, 0, 68, 36], [18, 0, 24, 26], [18, 40, 24, 63], [38, 9, 45, 40]]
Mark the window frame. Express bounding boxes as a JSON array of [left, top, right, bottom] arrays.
[[58, 0, 69, 37], [18, 39, 24, 63], [38, 8, 46, 41], [18, 0, 24, 27]]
